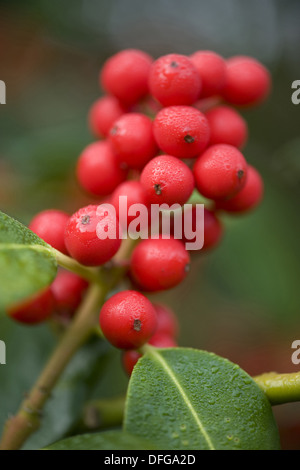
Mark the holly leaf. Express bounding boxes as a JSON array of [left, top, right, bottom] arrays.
[[0, 211, 57, 311], [45, 431, 158, 450], [124, 348, 281, 450]]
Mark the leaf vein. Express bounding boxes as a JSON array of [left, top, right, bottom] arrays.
[[149, 348, 215, 450]]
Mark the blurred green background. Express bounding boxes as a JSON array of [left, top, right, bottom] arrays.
[[0, 0, 299, 450]]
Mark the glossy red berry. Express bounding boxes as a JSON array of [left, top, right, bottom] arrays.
[[193, 144, 247, 200], [7, 288, 55, 325], [77, 141, 128, 197], [130, 238, 190, 292], [51, 270, 89, 318], [149, 53, 201, 106], [122, 350, 142, 376], [88, 96, 125, 138], [216, 165, 264, 213], [222, 56, 271, 106], [29, 210, 69, 255], [100, 49, 153, 105], [140, 155, 194, 206], [172, 207, 223, 251], [153, 106, 210, 159], [64, 204, 121, 266], [149, 332, 178, 348], [153, 303, 179, 338], [110, 180, 149, 229], [202, 208, 224, 250], [109, 113, 158, 170], [206, 105, 248, 149], [99, 290, 157, 349], [190, 51, 226, 98]]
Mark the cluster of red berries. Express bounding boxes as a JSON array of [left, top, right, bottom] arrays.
[[8, 49, 270, 376]]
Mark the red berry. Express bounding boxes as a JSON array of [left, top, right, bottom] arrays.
[[29, 210, 69, 255], [193, 144, 247, 200], [77, 141, 128, 197], [99, 290, 157, 349], [110, 180, 149, 229], [88, 96, 125, 138], [222, 56, 271, 106], [149, 53, 201, 106], [109, 113, 158, 170], [153, 106, 210, 159], [202, 209, 224, 250], [51, 270, 89, 318], [140, 155, 194, 206], [122, 350, 142, 376], [7, 288, 55, 325], [173, 207, 223, 251], [100, 49, 153, 105], [206, 105, 248, 149], [216, 165, 264, 213], [190, 51, 226, 98], [153, 303, 179, 338], [65, 204, 121, 266], [149, 332, 178, 348], [130, 238, 190, 292]]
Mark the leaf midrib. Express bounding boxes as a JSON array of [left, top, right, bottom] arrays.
[[149, 348, 215, 450], [0, 243, 52, 254]]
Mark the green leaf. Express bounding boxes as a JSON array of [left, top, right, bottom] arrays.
[[0, 316, 128, 450], [45, 431, 157, 450], [0, 211, 57, 310], [124, 348, 281, 450]]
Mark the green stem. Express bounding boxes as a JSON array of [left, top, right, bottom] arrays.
[[254, 372, 300, 406], [0, 238, 136, 450], [82, 396, 125, 431], [0, 283, 106, 451], [54, 249, 103, 285]]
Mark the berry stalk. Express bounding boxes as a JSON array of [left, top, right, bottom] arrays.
[[0, 239, 135, 450], [0, 283, 105, 450], [54, 249, 104, 285]]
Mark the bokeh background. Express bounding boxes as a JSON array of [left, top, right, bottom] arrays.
[[0, 0, 299, 450]]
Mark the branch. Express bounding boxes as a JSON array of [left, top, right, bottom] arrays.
[[0, 239, 140, 450], [82, 396, 125, 431], [254, 371, 300, 406], [0, 283, 106, 450]]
